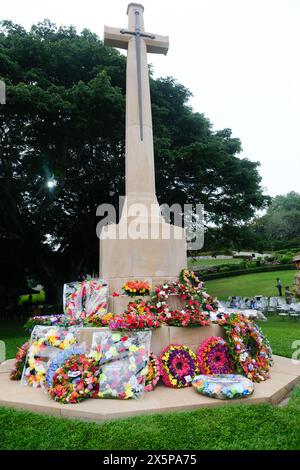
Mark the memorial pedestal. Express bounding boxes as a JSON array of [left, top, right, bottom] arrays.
[[79, 324, 226, 356]]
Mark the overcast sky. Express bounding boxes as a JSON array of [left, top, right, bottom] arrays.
[[2, 0, 300, 197]]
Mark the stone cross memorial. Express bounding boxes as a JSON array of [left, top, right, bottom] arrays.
[[100, 3, 187, 299]]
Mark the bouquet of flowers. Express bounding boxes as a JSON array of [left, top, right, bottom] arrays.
[[122, 280, 151, 297], [63, 278, 108, 320]]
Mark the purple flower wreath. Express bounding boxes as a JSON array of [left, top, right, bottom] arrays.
[[197, 336, 234, 375], [159, 344, 199, 388]]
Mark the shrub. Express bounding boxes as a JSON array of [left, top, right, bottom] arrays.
[[280, 255, 293, 264]]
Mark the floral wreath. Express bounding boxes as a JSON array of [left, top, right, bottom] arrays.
[[197, 336, 234, 375], [48, 354, 100, 403], [95, 331, 151, 399], [159, 344, 199, 388], [218, 313, 273, 382], [179, 269, 203, 288], [23, 329, 78, 387], [10, 342, 30, 381], [145, 352, 161, 391], [153, 277, 212, 327], [45, 345, 85, 389]]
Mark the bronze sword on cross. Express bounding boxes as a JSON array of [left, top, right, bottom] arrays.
[[104, 3, 169, 142], [120, 10, 155, 141]]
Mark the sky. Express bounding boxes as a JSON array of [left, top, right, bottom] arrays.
[[2, 0, 300, 197]]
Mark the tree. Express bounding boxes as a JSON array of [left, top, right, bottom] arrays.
[[0, 20, 268, 302], [251, 192, 300, 250]]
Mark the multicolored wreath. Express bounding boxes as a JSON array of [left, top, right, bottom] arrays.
[[160, 344, 200, 388], [48, 354, 100, 403], [145, 352, 161, 391], [179, 269, 203, 288], [179, 269, 219, 313], [22, 328, 78, 387], [10, 342, 30, 380], [45, 345, 85, 389], [218, 313, 273, 382], [197, 336, 234, 375]]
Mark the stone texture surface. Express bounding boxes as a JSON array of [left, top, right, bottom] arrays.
[[168, 324, 226, 354], [100, 4, 187, 292], [0, 355, 299, 422]]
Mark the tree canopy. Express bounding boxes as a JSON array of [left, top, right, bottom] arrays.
[[249, 192, 300, 251], [0, 20, 268, 301]]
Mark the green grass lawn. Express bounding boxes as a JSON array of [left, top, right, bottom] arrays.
[[188, 258, 241, 268], [18, 291, 45, 305], [205, 270, 296, 300], [0, 316, 300, 450]]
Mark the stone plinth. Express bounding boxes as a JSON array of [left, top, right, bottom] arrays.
[[100, 219, 187, 295], [0, 355, 299, 422], [79, 324, 226, 356]]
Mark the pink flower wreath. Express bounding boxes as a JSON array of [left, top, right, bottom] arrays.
[[197, 336, 234, 375], [159, 344, 199, 388]]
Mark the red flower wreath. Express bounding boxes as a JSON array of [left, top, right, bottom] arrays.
[[153, 280, 211, 327]]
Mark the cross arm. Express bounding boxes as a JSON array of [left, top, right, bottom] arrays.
[[104, 26, 129, 50], [104, 26, 169, 55]]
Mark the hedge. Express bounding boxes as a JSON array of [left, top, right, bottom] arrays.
[[197, 264, 296, 281]]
